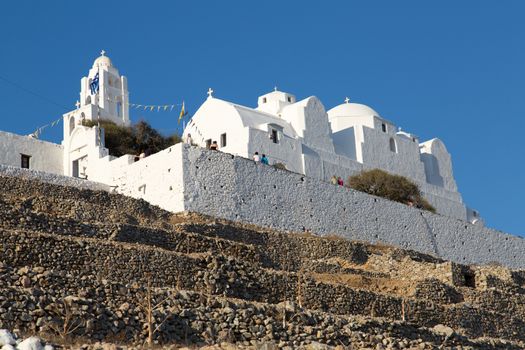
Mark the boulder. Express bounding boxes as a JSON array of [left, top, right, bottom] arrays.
[[0, 330, 15, 346], [432, 324, 454, 337], [16, 337, 42, 350]]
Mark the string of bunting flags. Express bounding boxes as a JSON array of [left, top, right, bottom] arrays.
[[104, 96, 184, 113], [31, 98, 188, 138], [185, 118, 207, 143], [30, 116, 63, 139]]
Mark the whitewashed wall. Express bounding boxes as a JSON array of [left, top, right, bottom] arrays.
[[177, 145, 525, 269], [0, 131, 63, 174], [111, 144, 185, 213]]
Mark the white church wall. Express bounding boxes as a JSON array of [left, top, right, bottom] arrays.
[[420, 139, 458, 193], [184, 98, 249, 156], [281, 97, 335, 153], [332, 127, 357, 160], [0, 131, 63, 174], [360, 127, 427, 183], [247, 128, 303, 172], [176, 146, 525, 269], [112, 144, 185, 213]]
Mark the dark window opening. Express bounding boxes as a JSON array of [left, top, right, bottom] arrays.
[[262, 97, 267, 103], [389, 138, 397, 153], [382, 123, 387, 133], [287, 96, 292, 102], [464, 272, 476, 288], [271, 129, 278, 144], [220, 133, 227, 147], [21, 154, 31, 169], [205, 139, 212, 149]]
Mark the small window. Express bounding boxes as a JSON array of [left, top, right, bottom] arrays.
[[271, 129, 278, 144], [382, 123, 387, 133], [287, 96, 292, 103], [21, 154, 31, 169], [220, 133, 227, 147], [69, 116, 75, 135], [389, 138, 397, 153], [205, 139, 212, 149], [262, 97, 267, 103]]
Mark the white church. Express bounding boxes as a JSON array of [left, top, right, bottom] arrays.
[[0, 52, 482, 225]]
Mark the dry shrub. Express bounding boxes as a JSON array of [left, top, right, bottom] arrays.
[[82, 119, 181, 157], [347, 169, 436, 213]]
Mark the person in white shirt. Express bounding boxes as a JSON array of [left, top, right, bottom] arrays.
[[185, 133, 193, 145], [253, 152, 260, 162]]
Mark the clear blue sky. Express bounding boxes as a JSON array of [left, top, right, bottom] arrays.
[[0, 1, 523, 236]]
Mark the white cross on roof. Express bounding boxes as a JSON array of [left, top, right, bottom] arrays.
[[207, 88, 214, 98]]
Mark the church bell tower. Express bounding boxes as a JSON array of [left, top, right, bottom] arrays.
[[61, 51, 130, 178], [77, 50, 130, 126]]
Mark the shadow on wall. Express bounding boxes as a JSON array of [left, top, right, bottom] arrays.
[[421, 153, 444, 188]]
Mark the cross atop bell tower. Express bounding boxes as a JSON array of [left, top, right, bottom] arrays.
[[78, 51, 130, 126]]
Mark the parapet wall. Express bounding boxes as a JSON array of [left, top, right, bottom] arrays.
[[176, 145, 524, 269], [0, 164, 109, 192]]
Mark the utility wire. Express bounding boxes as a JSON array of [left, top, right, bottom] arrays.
[[0, 74, 69, 110]]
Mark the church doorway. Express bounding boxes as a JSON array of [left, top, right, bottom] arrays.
[[72, 160, 79, 177]]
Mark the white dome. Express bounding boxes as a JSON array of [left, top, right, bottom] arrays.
[[327, 103, 380, 119], [93, 52, 112, 68]]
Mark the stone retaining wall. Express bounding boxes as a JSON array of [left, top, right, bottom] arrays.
[[176, 145, 525, 268]]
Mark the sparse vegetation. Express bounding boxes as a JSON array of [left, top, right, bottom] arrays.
[[347, 169, 436, 213], [46, 298, 84, 341], [273, 162, 287, 170], [82, 119, 181, 157]]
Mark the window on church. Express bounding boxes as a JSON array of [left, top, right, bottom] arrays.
[[382, 123, 387, 133], [287, 96, 292, 103], [220, 133, 227, 147], [21, 154, 30, 169], [271, 129, 278, 144], [389, 137, 397, 153], [69, 117, 75, 135], [262, 97, 267, 103], [205, 139, 212, 149]]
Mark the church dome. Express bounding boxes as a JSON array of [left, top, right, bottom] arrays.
[[93, 51, 112, 68], [327, 102, 380, 119]]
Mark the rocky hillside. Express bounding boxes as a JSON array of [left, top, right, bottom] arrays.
[[0, 175, 524, 349]]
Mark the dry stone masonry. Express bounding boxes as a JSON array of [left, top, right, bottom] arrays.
[[0, 174, 525, 348]]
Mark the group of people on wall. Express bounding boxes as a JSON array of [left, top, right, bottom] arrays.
[[184, 133, 284, 169], [252, 152, 269, 164], [331, 175, 345, 186], [330, 175, 345, 186]]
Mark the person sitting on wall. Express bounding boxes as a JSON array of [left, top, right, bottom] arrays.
[[185, 133, 193, 145], [261, 154, 269, 165], [337, 177, 344, 186], [253, 152, 260, 162], [210, 141, 218, 150], [330, 175, 337, 185]]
